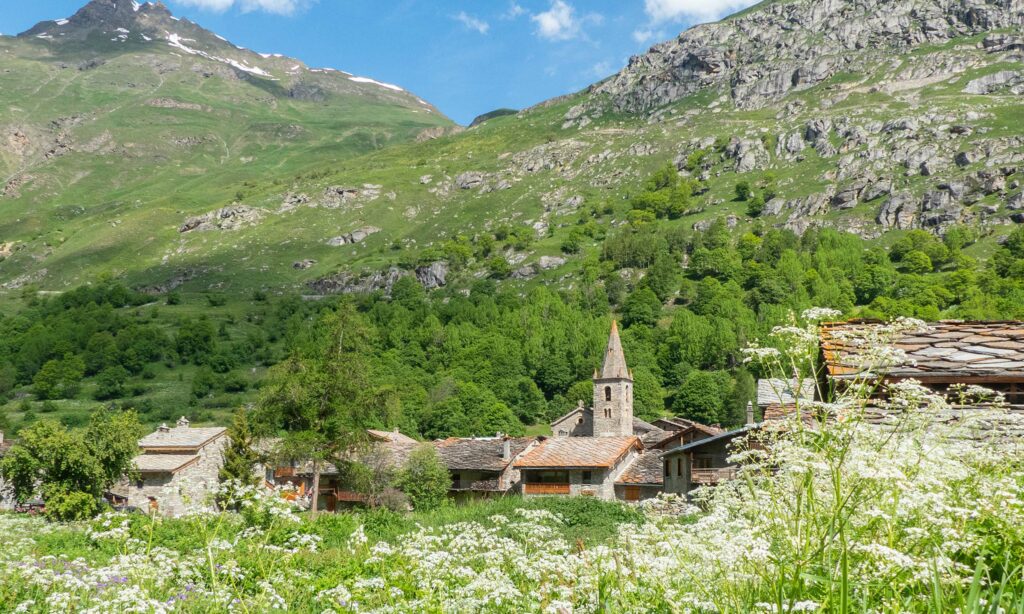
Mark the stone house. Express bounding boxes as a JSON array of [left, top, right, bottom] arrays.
[[434, 435, 539, 500], [614, 450, 666, 501], [663, 401, 760, 496], [514, 436, 642, 500], [124, 417, 228, 516]]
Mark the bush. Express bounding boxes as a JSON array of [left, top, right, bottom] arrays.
[[45, 489, 101, 521], [395, 444, 450, 511], [734, 181, 752, 201]]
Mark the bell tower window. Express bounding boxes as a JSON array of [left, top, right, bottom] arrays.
[[604, 386, 612, 401]]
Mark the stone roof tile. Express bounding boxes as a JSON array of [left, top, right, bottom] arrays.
[[513, 436, 639, 469], [821, 320, 1024, 379]]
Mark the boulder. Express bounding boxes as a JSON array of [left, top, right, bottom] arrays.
[[456, 172, 485, 190], [415, 261, 448, 289]]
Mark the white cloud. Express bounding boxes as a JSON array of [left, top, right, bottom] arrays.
[[531, 1, 601, 41], [173, 0, 312, 15], [454, 11, 490, 34], [643, 0, 757, 24], [532, 0, 577, 40], [502, 2, 526, 20]]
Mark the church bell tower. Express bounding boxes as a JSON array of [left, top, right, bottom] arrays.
[[592, 321, 634, 437]]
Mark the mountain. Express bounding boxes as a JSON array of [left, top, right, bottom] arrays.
[[0, 0, 452, 290], [1, 0, 1022, 295]]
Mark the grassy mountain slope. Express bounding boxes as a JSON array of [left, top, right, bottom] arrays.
[[0, 0, 452, 291]]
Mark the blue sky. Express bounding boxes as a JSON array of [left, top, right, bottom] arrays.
[[1, 1, 757, 125]]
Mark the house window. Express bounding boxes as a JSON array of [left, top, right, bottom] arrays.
[[677, 458, 683, 476], [582, 470, 593, 484], [604, 386, 612, 401], [452, 473, 461, 486], [577, 417, 584, 424], [604, 407, 611, 418], [663, 460, 670, 477]]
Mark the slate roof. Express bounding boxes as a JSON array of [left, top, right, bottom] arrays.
[[651, 417, 724, 437], [616, 451, 664, 485], [514, 436, 640, 469], [434, 437, 536, 472], [639, 428, 670, 447], [757, 378, 816, 407], [662, 424, 760, 456], [139, 425, 226, 450], [134, 454, 199, 474], [821, 320, 1024, 379]]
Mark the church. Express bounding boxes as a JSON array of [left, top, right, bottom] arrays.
[[514, 321, 679, 501]]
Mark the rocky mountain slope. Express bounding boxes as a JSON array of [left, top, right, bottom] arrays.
[[1, 0, 1022, 295]]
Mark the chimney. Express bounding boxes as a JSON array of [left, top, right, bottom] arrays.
[[176, 416, 190, 428], [746, 401, 755, 426], [158, 423, 170, 433], [502, 437, 511, 461]]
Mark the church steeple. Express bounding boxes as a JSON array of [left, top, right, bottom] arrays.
[[592, 321, 634, 437], [599, 320, 631, 380]]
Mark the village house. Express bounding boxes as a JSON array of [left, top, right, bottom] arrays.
[[434, 435, 539, 500], [515, 435, 642, 499], [645, 417, 724, 451], [122, 417, 228, 516], [662, 403, 760, 496]]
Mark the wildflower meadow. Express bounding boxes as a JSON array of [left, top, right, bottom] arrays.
[[3, 315, 1024, 612]]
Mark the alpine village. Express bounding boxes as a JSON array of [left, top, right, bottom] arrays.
[[2, 0, 1024, 612]]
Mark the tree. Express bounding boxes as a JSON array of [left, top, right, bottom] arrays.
[[395, 443, 450, 511], [219, 407, 261, 488], [254, 305, 389, 520], [644, 253, 680, 302], [673, 370, 730, 425], [32, 354, 85, 400], [0, 409, 141, 520], [93, 365, 129, 400], [621, 287, 662, 328], [902, 250, 933, 274]]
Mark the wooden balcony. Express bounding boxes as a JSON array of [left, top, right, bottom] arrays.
[[274, 467, 296, 478], [690, 467, 738, 485], [524, 483, 571, 495]]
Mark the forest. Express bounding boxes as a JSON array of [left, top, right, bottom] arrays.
[[2, 192, 1024, 438]]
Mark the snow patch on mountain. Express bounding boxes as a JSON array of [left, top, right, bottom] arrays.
[[349, 76, 403, 92]]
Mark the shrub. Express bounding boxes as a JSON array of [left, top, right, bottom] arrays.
[[394, 444, 450, 511]]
